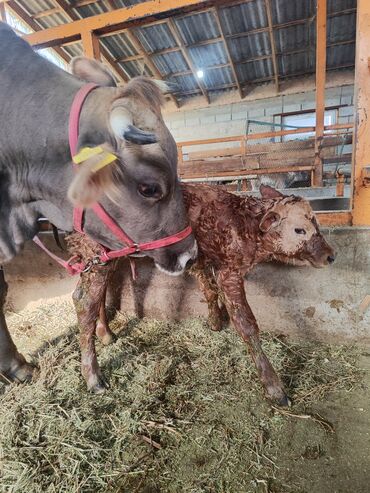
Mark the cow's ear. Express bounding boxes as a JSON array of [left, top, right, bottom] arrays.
[[259, 211, 281, 233], [70, 56, 116, 87], [68, 149, 118, 207], [260, 184, 284, 199]]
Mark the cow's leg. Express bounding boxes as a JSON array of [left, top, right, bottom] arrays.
[[95, 287, 115, 346], [0, 267, 34, 382], [72, 267, 111, 393], [217, 269, 290, 407], [192, 267, 224, 331]]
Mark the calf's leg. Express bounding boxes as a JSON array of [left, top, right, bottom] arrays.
[[73, 267, 111, 393], [217, 269, 290, 407], [0, 267, 34, 382], [192, 267, 226, 331], [95, 287, 115, 345]]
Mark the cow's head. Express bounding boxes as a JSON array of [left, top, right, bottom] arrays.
[[67, 57, 197, 275], [259, 185, 335, 268]]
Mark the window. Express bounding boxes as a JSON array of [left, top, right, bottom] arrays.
[[282, 109, 337, 141]]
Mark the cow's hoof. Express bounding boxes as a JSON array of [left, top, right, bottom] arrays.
[[0, 359, 35, 384]]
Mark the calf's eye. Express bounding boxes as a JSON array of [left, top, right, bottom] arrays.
[[138, 183, 163, 200], [295, 228, 306, 235]]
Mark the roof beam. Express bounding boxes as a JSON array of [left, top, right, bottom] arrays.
[[101, 0, 178, 105], [53, 0, 129, 82], [8, 1, 70, 64], [24, 0, 211, 49], [124, 29, 180, 107], [213, 7, 243, 99], [167, 18, 209, 104], [264, 0, 279, 93]]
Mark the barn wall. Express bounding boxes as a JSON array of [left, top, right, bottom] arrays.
[[164, 84, 354, 142]]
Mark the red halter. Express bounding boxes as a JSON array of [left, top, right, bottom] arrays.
[[33, 84, 192, 275]]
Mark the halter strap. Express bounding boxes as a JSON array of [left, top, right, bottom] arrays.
[[33, 83, 193, 275]]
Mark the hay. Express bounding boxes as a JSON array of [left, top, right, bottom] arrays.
[[0, 300, 363, 493]]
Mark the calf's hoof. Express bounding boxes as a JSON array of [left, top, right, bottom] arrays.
[[274, 393, 292, 408], [0, 357, 35, 384], [96, 324, 116, 346], [97, 330, 116, 346], [86, 372, 110, 395], [266, 386, 292, 408]]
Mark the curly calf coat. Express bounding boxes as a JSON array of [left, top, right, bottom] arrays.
[[67, 184, 335, 404]]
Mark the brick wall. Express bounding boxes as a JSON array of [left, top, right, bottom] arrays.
[[164, 84, 354, 143]]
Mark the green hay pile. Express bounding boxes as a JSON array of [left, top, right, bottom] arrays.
[[0, 301, 363, 493]]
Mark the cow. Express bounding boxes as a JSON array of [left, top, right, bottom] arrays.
[[66, 184, 335, 403], [0, 23, 196, 384]]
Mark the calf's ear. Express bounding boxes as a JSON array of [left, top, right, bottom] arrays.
[[260, 184, 284, 199], [68, 148, 118, 208], [71, 57, 116, 87], [259, 211, 281, 233]]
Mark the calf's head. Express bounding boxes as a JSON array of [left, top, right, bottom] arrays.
[[67, 58, 197, 275], [259, 185, 335, 268]]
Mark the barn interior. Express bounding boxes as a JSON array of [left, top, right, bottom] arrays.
[[0, 1, 369, 492]]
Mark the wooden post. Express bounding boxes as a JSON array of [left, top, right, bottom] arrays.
[[0, 1, 7, 22], [81, 30, 101, 59], [351, 0, 370, 225], [313, 0, 327, 187]]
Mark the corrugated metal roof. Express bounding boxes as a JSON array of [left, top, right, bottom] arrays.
[[12, 0, 357, 101], [175, 12, 219, 44], [101, 33, 137, 60], [236, 58, 273, 83], [188, 42, 228, 68], [152, 51, 188, 76], [274, 23, 311, 52], [133, 24, 176, 53], [219, 0, 267, 35], [229, 32, 271, 62], [271, 0, 315, 25], [327, 12, 356, 43]]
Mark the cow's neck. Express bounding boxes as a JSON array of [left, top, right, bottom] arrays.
[[0, 25, 117, 262]]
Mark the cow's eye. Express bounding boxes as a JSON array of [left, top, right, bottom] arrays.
[[295, 228, 306, 235], [137, 183, 163, 199]]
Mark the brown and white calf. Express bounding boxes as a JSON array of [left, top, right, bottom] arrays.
[[67, 184, 335, 405]]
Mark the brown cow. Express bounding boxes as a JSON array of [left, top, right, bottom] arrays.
[[67, 184, 335, 404]]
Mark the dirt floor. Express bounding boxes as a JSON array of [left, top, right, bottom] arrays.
[[0, 297, 369, 493]]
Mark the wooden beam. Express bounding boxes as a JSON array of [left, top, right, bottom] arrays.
[[351, 0, 370, 226], [81, 30, 101, 59], [54, 0, 129, 82], [167, 18, 209, 104], [0, 2, 6, 22], [213, 7, 243, 99], [7, 1, 70, 64], [316, 211, 352, 226], [313, 0, 327, 187], [264, 0, 279, 93], [24, 0, 210, 49], [124, 29, 179, 107]]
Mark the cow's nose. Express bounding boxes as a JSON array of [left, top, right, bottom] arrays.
[[327, 255, 335, 264]]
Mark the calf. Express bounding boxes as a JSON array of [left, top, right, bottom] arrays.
[[67, 184, 334, 404]]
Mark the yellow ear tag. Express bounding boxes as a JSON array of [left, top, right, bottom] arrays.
[[73, 146, 117, 173]]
